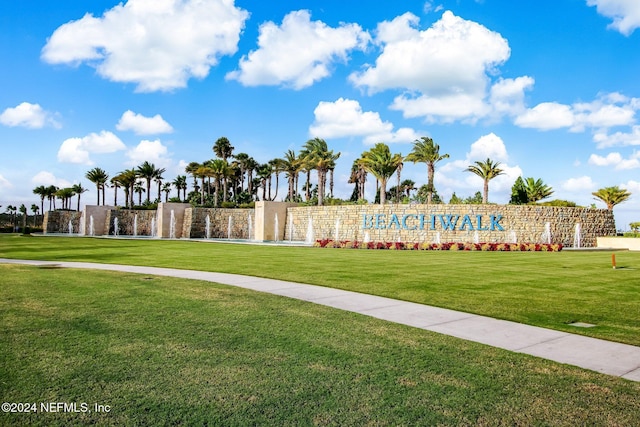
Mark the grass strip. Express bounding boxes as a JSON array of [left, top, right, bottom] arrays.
[[1, 264, 639, 426]]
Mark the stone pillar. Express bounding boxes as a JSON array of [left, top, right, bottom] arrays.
[[157, 202, 191, 238], [81, 205, 113, 236], [254, 201, 297, 241]]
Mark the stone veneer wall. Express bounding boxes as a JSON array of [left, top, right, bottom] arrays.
[[182, 208, 254, 239], [104, 210, 158, 236], [285, 204, 616, 247], [43, 211, 83, 234]]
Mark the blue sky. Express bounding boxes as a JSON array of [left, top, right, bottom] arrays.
[[1, 0, 639, 229]]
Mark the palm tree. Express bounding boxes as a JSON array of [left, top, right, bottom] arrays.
[[85, 167, 109, 205], [136, 161, 157, 204], [134, 181, 145, 206], [213, 136, 234, 161], [162, 182, 172, 202], [114, 169, 138, 208], [592, 186, 631, 210], [465, 158, 504, 204], [110, 176, 121, 206], [46, 185, 58, 210], [524, 177, 553, 203], [268, 158, 285, 201], [154, 167, 166, 203], [195, 165, 214, 205], [282, 150, 302, 201], [172, 175, 187, 202], [213, 137, 234, 199], [30, 204, 39, 227], [233, 152, 250, 193], [405, 137, 449, 204], [55, 187, 75, 210], [359, 143, 403, 205], [401, 179, 416, 198], [245, 157, 259, 198], [207, 159, 228, 207], [185, 161, 201, 192], [256, 163, 272, 201], [301, 138, 341, 206], [71, 183, 87, 211], [33, 185, 48, 214]]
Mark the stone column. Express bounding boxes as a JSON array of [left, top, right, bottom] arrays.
[[254, 201, 297, 241], [157, 202, 191, 238]]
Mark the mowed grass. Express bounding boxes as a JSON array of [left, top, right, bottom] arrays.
[[1, 234, 639, 346], [1, 264, 640, 426]]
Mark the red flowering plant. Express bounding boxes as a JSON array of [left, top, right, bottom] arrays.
[[314, 239, 562, 252]]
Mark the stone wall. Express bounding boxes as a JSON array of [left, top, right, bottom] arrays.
[[183, 208, 254, 239], [43, 211, 83, 234], [285, 204, 616, 247], [104, 209, 158, 236]]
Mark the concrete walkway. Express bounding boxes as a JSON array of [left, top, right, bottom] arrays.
[[2, 258, 640, 382]]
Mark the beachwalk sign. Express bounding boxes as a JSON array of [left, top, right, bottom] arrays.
[[362, 213, 505, 232]]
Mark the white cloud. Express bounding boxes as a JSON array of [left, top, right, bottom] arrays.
[[126, 139, 172, 168], [562, 176, 596, 192], [31, 171, 71, 188], [350, 11, 518, 123], [0, 174, 12, 189], [116, 110, 173, 135], [593, 125, 640, 148], [467, 133, 509, 162], [515, 93, 639, 133], [622, 180, 640, 193], [587, 0, 640, 35], [489, 76, 535, 116], [226, 10, 369, 89], [41, 0, 249, 92], [0, 102, 60, 129], [308, 98, 419, 144], [588, 151, 640, 169], [57, 131, 126, 164], [514, 102, 575, 130]]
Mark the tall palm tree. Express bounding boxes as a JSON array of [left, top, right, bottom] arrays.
[[359, 143, 403, 205], [282, 150, 302, 201], [256, 163, 272, 201], [85, 167, 109, 205], [465, 158, 504, 204], [32, 185, 47, 214], [300, 137, 341, 206], [30, 204, 39, 227], [245, 157, 259, 198], [46, 185, 59, 210], [524, 177, 553, 203], [172, 175, 187, 202], [114, 169, 138, 208], [136, 161, 157, 204], [348, 159, 368, 201], [185, 161, 201, 192], [233, 152, 250, 193], [195, 165, 214, 205], [134, 181, 145, 206], [71, 183, 87, 211], [208, 159, 228, 207], [405, 137, 449, 204], [213, 137, 234, 199], [162, 182, 172, 202], [592, 186, 631, 210], [110, 176, 121, 206], [154, 167, 166, 203], [268, 158, 285, 201]]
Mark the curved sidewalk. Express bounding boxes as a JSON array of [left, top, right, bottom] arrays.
[[2, 258, 640, 382]]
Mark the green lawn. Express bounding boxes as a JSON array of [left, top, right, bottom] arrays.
[[2, 264, 639, 426], [1, 234, 639, 346]]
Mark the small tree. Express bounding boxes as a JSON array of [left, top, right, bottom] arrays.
[[630, 222, 640, 233], [592, 186, 631, 210], [509, 176, 528, 205]]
